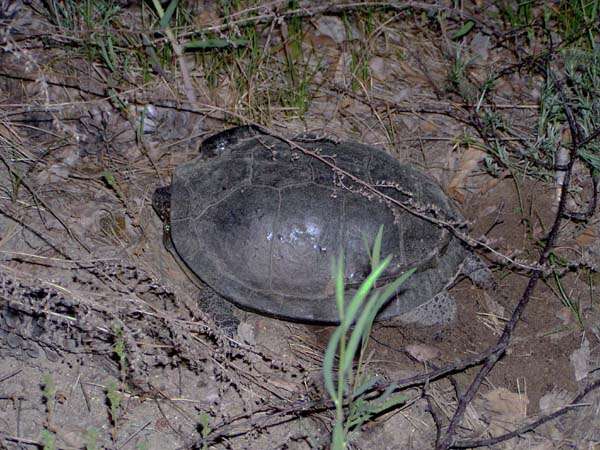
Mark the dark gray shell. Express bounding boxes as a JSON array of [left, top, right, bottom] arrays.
[[168, 126, 467, 323]]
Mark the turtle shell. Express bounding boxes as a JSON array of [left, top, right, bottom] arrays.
[[168, 126, 467, 323]]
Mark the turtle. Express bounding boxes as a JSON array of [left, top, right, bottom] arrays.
[[152, 126, 492, 327]]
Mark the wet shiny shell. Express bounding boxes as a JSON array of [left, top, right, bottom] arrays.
[[169, 126, 467, 323]]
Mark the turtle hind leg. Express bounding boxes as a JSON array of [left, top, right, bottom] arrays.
[[461, 254, 496, 290], [398, 292, 457, 326], [198, 288, 239, 337]]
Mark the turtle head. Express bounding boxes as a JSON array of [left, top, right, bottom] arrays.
[[152, 185, 171, 223], [199, 125, 262, 159]]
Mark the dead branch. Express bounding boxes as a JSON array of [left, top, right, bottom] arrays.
[[452, 378, 600, 448]]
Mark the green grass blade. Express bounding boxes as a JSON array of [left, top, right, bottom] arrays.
[[159, 0, 179, 29], [341, 293, 381, 375], [380, 382, 398, 400], [352, 376, 378, 399], [334, 253, 345, 319], [323, 326, 344, 400], [346, 393, 408, 429], [331, 421, 346, 450], [184, 37, 249, 51], [452, 20, 475, 40], [367, 392, 408, 415], [342, 268, 415, 376], [371, 225, 383, 268], [107, 37, 118, 71], [341, 256, 391, 331]]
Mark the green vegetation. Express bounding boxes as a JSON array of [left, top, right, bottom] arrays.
[[324, 227, 414, 449], [41, 374, 56, 449], [85, 428, 100, 450], [197, 411, 213, 450], [41, 428, 56, 450], [106, 379, 122, 440], [112, 324, 127, 376]]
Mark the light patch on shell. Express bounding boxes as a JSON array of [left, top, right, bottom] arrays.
[[215, 138, 229, 154], [277, 220, 327, 252]]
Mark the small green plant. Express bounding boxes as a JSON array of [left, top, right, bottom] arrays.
[[85, 427, 99, 450], [197, 411, 212, 450], [530, 47, 600, 173], [112, 324, 127, 376], [498, 0, 535, 45], [42, 373, 56, 410], [136, 441, 150, 450], [279, 0, 318, 116], [106, 379, 122, 442], [323, 226, 415, 449], [447, 46, 477, 102], [551, 0, 599, 49], [343, 10, 374, 91], [41, 374, 57, 450], [41, 428, 56, 450], [549, 252, 584, 327]]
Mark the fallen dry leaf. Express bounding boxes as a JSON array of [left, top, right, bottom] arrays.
[[405, 343, 441, 362], [447, 145, 486, 203], [555, 306, 576, 326], [268, 375, 303, 394], [570, 337, 590, 382], [539, 388, 571, 415], [575, 225, 597, 246], [369, 56, 394, 82], [479, 387, 529, 436], [484, 292, 505, 318], [314, 15, 349, 44], [237, 321, 256, 346]]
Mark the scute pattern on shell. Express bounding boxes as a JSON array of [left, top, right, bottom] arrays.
[[169, 126, 468, 323]]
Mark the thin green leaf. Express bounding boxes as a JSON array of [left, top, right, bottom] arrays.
[[341, 294, 381, 375], [352, 376, 378, 399], [107, 37, 118, 70], [159, 0, 179, 29], [101, 170, 124, 201], [331, 421, 346, 450], [371, 225, 384, 268], [334, 253, 345, 319], [101, 170, 117, 190], [184, 37, 249, 51], [346, 393, 407, 429], [367, 393, 407, 415], [381, 382, 398, 398], [340, 256, 391, 331], [323, 326, 344, 400], [100, 42, 115, 72], [342, 269, 415, 376], [108, 88, 128, 111], [451, 20, 475, 40]]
